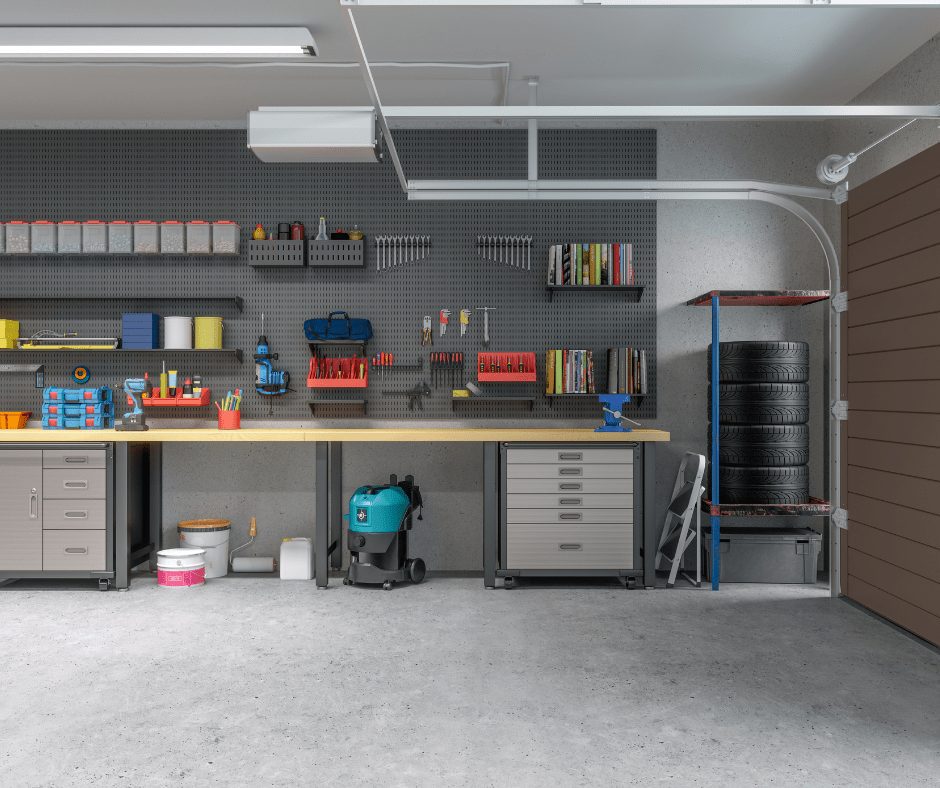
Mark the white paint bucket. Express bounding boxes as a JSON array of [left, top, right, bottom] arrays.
[[178, 519, 231, 579], [164, 316, 193, 349], [157, 548, 206, 588]]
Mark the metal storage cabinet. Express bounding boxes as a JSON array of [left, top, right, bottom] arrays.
[[499, 443, 643, 585], [0, 450, 43, 570]]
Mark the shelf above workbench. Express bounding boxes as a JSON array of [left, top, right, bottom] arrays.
[[452, 396, 535, 412], [0, 296, 245, 312], [546, 285, 644, 303], [0, 348, 244, 363]]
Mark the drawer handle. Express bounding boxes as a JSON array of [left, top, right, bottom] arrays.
[[558, 467, 583, 476], [64, 480, 89, 489], [64, 511, 88, 519], [559, 543, 583, 551], [559, 498, 582, 506], [559, 512, 582, 521], [64, 547, 88, 554], [559, 483, 582, 491], [64, 456, 88, 464], [28, 490, 38, 520], [558, 452, 582, 461]]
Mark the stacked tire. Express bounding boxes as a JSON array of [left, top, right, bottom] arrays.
[[707, 342, 810, 504]]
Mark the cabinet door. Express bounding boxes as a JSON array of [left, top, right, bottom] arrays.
[[0, 450, 43, 570]]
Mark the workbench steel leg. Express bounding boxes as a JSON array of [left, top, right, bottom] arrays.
[[114, 442, 129, 591], [315, 441, 330, 588], [643, 442, 656, 589], [483, 441, 498, 588], [710, 295, 721, 590], [149, 443, 163, 571], [329, 441, 343, 571]]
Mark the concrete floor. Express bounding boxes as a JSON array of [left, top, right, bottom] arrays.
[[1, 577, 938, 787]]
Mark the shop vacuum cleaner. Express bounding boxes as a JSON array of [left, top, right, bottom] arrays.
[[344, 474, 426, 590]]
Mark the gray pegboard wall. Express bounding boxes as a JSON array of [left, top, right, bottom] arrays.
[[0, 129, 656, 421]]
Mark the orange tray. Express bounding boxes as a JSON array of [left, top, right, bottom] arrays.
[[477, 352, 537, 383], [0, 411, 31, 429]]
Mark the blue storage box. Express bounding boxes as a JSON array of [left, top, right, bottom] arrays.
[[42, 413, 113, 430], [42, 401, 113, 418], [43, 386, 113, 405], [122, 313, 160, 349]]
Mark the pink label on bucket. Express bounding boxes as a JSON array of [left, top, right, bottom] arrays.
[[158, 567, 206, 587]]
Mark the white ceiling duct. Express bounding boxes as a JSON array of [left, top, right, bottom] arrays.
[[247, 107, 381, 163]]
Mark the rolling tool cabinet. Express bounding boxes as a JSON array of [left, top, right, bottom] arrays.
[[0, 442, 158, 590], [497, 443, 650, 587]]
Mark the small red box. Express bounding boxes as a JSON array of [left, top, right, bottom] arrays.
[[477, 352, 537, 383]]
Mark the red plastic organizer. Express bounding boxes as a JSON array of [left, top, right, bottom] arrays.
[[307, 357, 369, 388], [139, 389, 212, 407], [477, 352, 537, 383]]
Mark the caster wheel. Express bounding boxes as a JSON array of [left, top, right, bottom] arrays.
[[383, 580, 393, 591], [343, 577, 352, 586], [97, 579, 110, 592], [407, 558, 427, 584], [504, 577, 515, 589]]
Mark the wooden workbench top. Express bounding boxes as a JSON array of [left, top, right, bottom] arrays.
[[0, 427, 670, 443]]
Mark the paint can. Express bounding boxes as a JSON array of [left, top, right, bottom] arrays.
[[164, 316, 193, 349], [194, 316, 223, 349], [157, 548, 206, 588], [178, 519, 231, 578]]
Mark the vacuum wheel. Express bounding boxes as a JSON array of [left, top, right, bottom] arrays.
[[383, 580, 394, 591], [343, 576, 353, 586], [407, 558, 427, 584]]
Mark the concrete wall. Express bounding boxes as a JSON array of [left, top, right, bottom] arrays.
[[160, 120, 834, 570]]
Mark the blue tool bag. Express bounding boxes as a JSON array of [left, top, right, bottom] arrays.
[[304, 311, 373, 342]]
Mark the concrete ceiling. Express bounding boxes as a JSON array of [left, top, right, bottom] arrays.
[[0, 1, 937, 126]]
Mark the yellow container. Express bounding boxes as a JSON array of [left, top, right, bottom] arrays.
[[194, 316, 223, 349], [0, 319, 19, 348]]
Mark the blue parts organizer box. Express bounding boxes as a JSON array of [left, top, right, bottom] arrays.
[[42, 387, 113, 429]]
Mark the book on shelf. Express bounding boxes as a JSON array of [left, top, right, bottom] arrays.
[[546, 242, 636, 286], [606, 347, 647, 395], [545, 349, 595, 394]]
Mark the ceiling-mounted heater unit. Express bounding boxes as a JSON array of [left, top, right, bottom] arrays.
[[247, 107, 382, 163]]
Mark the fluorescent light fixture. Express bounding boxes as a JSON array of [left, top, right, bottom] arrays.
[[0, 27, 317, 60]]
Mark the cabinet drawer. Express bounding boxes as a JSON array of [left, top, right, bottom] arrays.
[[507, 463, 632, 480], [506, 523, 632, 569], [43, 449, 106, 469], [506, 493, 633, 509], [506, 447, 633, 465], [507, 508, 633, 525], [42, 469, 107, 500], [43, 530, 106, 571], [43, 500, 106, 530], [507, 477, 632, 494]]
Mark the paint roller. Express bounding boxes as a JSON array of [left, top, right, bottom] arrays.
[[230, 516, 277, 573]]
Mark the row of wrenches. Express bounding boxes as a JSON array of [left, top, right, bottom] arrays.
[[376, 235, 431, 270], [477, 235, 532, 270]]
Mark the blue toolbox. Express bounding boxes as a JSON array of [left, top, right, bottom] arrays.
[[121, 312, 161, 349], [42, 413, 113, 430], [42, 401, 113, 417], [43, 386, 113, 405]]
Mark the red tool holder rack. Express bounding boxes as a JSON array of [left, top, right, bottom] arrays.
[[307, 357, 369, 388], [477, 352, 537, 383], [138, 388, 212, 407]]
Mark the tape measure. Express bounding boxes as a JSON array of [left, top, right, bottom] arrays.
[[71, 366, 90, 384]]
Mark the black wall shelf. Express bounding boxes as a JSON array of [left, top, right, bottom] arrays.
[[452, 396, 535, 411], [546, 285, 644, 303]]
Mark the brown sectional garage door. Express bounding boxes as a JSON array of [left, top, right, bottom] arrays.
[[844, 143, 940, 647]]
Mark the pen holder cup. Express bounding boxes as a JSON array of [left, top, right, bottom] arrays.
[[218, 410, 241, 430]]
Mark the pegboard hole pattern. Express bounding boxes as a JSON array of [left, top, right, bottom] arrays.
[[0, 129, 656, 421]]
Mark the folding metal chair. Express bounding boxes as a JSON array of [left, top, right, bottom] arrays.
[[655, 452, 706, 588]]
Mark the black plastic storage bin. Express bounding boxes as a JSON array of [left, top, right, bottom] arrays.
[[703, 527, 821, 583]]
